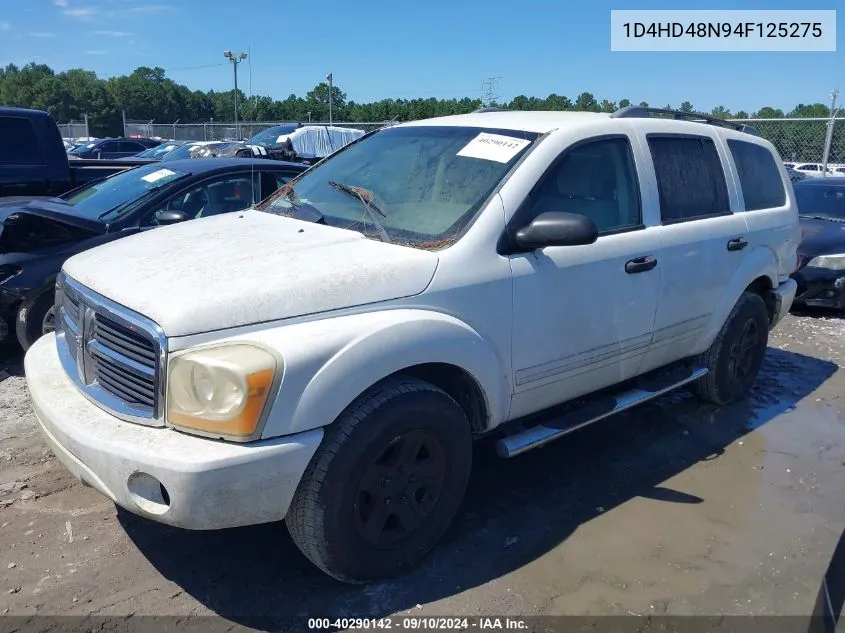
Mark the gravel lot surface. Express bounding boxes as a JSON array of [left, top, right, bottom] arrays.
[[1, 311, 844, 631]]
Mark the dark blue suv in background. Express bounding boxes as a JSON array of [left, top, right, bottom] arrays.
[[68, 137, 162, 159]]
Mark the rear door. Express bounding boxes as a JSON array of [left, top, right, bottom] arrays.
[[638, 133, 749, 373], [724, 136, 799, 281]]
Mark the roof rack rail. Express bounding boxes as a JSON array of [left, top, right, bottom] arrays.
[[610, 105, 759, 136], [473, 106, 509, 113]]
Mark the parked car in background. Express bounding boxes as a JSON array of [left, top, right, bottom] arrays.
[[160, 141, 218, 161], [0, 108, 145, 198], [787, 167, 809, 183], [68, 137, 162, 160], [791, 178, 845, 310], [0, 157, 306, 350], [246, 124, 367, 163], [793, 163, 844, 178], [116, 140, 189, 162], [24, 107, 799, 583]]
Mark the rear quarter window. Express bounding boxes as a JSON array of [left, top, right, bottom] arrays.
[[0, 117, 45, 166], [728, 139, 786, 211]]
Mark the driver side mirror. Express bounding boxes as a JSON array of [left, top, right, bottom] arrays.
[[156, 210, 189, 226], [513, 212, 598, 250]]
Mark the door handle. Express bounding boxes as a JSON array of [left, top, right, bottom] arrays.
[[727, 237, 748, 251], [625, 255, 658, 274]]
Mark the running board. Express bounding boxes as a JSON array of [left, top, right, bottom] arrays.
[[496, 366, 708, 459]]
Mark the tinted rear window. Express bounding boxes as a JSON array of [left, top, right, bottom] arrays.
[[0, 117, 45, 166], [728, 139, 786, 211], [648, 135, 729, 223]]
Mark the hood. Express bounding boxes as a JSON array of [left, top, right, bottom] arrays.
[[0, 198, 105, 233], [0, 196, 60, 208], [62, 210, 440, 337], [0, 201, 106, 255], [797, 217, 845, 265]]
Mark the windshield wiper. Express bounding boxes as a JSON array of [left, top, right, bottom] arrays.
[[328, 181, 391, 244], [800, 214, 845, 223]]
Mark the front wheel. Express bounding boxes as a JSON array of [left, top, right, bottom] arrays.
[[689, 291, 770, 405], [16, 291, 56, 352], [286, 377, 473, 583]]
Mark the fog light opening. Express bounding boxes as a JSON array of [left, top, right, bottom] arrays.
[[826, 290, 837, 299], [126, 471, 171, 516]]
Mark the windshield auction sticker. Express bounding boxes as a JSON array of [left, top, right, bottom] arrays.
[[457, 133, 531, 163], [141, 168, 178, 183], [610, 9, 836, 51]]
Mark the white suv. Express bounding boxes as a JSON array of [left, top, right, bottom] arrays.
[[25, 107, 800, 583]]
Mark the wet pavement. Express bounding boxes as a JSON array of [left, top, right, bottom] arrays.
[[0, 312, 844, 628]]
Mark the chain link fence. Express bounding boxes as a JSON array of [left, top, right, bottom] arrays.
[[124, 120, 389, 142], [56, 117, 90, 140], [122, 115, 844, 169], [732, 117, 843, 168]]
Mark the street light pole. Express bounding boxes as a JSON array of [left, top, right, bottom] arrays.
[[224, 50, 248, 139], [821, 89, 839, 179], [326, 72, 333, 124]]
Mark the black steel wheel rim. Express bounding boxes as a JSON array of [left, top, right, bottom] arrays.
[[728, 318, 759, 382], [353, 429, 448, 548]]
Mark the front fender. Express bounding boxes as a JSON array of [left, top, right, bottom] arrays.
[[180, 309, 511, 439], [693, 245, 778, 354]]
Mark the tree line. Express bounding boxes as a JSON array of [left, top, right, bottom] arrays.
[[0, 62, 836, 140]]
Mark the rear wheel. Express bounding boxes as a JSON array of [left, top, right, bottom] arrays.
[[16, 291, 55, 352], [689, 291, 769, 405], [286, 377, 473, 583]]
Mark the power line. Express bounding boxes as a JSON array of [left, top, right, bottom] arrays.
[[165, 62, 228, 72]]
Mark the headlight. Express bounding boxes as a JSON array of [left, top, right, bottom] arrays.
[[806, 254, 845, 271], [166, 344, 279, 438]]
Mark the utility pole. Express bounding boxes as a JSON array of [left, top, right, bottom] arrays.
[[326, 73, 333, 124], [821, 89, 840, 178], [224, 50, 248, 139]]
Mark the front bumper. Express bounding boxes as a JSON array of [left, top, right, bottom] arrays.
[[792, 267, 845, 310], [24, 334, 323, 530]]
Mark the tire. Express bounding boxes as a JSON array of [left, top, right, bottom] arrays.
[[286, 376, 473, 583], [689, 291, 769, 406], [16, 291, 56, 352]]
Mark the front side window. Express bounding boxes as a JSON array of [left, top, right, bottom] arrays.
[[728, 139, 786, 211], [119, 141, 145, 154], [97, 141, 120, 153], [648, 135, 729, 223], [524, 137, 642, 233], [257, 125, 538, 248], [144, 173, 260, 226]]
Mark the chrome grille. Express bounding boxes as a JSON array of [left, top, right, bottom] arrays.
[[55, 273, 166, 427], [91, 314, 157, 408], [62, 292, 80, 334]]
